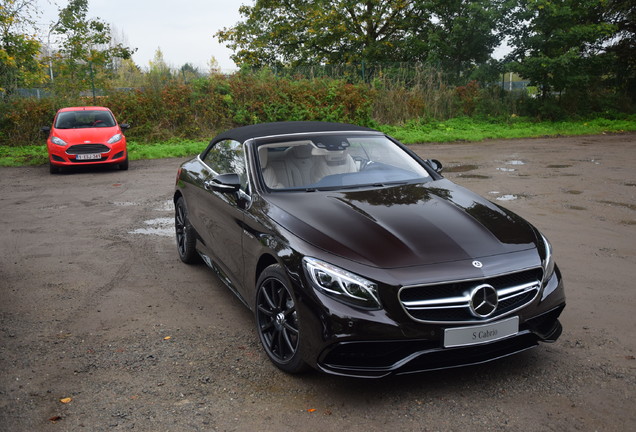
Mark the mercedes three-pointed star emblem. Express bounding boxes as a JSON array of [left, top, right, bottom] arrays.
[[469, 284, 498, 318]]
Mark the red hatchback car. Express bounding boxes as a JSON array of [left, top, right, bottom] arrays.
[[43, 106, 130, 174]]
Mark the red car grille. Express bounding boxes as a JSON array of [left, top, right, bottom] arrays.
[[66, 144, 110, 154]]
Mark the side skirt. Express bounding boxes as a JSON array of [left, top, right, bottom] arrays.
[[198, 251, 249, 308]]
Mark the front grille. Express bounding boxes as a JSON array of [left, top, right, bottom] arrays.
[[66, 144, 110, 154], [399, 268, 542, 324]]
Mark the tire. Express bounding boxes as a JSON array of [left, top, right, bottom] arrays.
[[255, 265, 307, 373], [49, 162, 60, 174], [175, 197, 200, 264], [119, 156, 129, 170]]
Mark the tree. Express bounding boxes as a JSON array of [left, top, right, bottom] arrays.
[[146, 47, 172, 88], [112, 58, 144, 88], [506, 0, 617, 100], [423, 0, 507, 81], [216, 0, 432, 67], [207, 56, 221, 75], [50, 0, 135, 95], [179, 63, 201, 83], [0, 0, 45, 96], [216, 0, 507, 83], [604, 0, 636, 104]]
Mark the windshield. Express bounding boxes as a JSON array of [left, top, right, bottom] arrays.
[[54, 110, 116, 129], [256, 134, 431, 191]]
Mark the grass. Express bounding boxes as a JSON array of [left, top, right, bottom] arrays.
[[0, 140, 209, 167], [378, 115, 636, 144], [1, 117, 635, 167]]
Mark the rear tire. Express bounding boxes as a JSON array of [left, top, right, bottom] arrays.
[[175, 197, 200, 264]]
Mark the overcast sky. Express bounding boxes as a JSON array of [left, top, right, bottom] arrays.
[[36, 0, 246, 73]]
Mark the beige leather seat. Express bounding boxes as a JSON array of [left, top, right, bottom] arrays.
[[310, 148, 357, 183], [285, 145, 315, 187], [258, 147, 284, 189]]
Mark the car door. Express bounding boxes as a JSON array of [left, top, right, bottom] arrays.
[[196, 139, 250, 299]]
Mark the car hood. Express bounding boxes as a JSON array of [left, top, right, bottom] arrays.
[[264, 180, 538, 268], [53, 126, 120, 145]]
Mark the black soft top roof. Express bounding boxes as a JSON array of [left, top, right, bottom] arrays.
[[210, 121, 378, 144]]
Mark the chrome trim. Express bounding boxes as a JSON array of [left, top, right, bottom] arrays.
[[398, 267, 542, 325], [247, 130, 383, 143]]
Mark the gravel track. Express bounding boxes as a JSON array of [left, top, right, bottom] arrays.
[[1, 133, 634, 431]]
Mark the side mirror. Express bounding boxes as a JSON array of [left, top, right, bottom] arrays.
[[426, 159, 443, 174], [41, 126, 51, 136], [119, 123, 130, 130], [205, 173, 241, 193]]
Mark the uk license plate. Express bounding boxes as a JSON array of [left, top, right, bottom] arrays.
[[76, 153, 102, 160], [443, 316, 519, 348]]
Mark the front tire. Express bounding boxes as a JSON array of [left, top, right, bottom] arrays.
[[49, 162, 60, 174], [256, 265, 307, 373], [118, 155, 129, 170], [175, 197, 200, 264]]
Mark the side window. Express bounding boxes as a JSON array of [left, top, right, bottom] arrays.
[[202, 140, 248, 189]]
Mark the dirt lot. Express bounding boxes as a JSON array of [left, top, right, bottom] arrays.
[[1, 133, 634, 431]]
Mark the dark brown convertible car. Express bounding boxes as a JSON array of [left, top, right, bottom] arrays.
[[174, 121, 565, 378]]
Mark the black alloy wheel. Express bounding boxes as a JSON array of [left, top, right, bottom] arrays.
[[256, 265, 306, 373], [175, 197, 200, 264]]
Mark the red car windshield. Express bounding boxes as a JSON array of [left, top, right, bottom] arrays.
[[54, 110, 116, 129]]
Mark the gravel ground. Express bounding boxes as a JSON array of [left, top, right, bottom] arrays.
[[1, 133, 634, 431]]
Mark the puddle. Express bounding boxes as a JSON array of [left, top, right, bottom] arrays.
[[497, 167, 516, 172], [130, 217, 174, 237], [565, 205, 587, 211], [112, 201, 140, 207], [444, 164, 479, 173], [459, 174, 491, 179], [548, 164, 572, 168], [625, 183, 636, 187], [621, 220, 636, 226], [506, 160, 525, 165], [597, 200, 636, 211], [564, 190, 583, 195], [496, 194, 518, 201], [154, 200, 174, 211]]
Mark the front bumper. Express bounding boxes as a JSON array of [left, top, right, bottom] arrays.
[[316, 305, 564, 378], [48, 142, 127, 167], [300, 267, 566, 378]]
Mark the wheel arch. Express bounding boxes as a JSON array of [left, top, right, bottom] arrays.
[[254, 253, 279, 292]]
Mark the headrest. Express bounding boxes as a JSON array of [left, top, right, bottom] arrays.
[[312, 147, 347, 164], [291, 145, 313, 159], [258, 147, 268, 168]]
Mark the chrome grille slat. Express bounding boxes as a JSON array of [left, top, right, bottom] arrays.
[[498, 282, 538, 297], [403, 296, 469, 307], [398, 268, 542, 324]]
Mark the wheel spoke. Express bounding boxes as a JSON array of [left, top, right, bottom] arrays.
[[281, 328, 296, 355], [256, 272, 301, 368], [257, 304, 274, 318], [262, 282, 277, 310], [275, 327, 286, 358], [282, 321, 299, 336]]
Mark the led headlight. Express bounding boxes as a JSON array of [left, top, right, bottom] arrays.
[[540, 233, 555, 283], [303, 257, 381, 309], [107, 133, 123, 144], [51, 136, 67, 146]]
